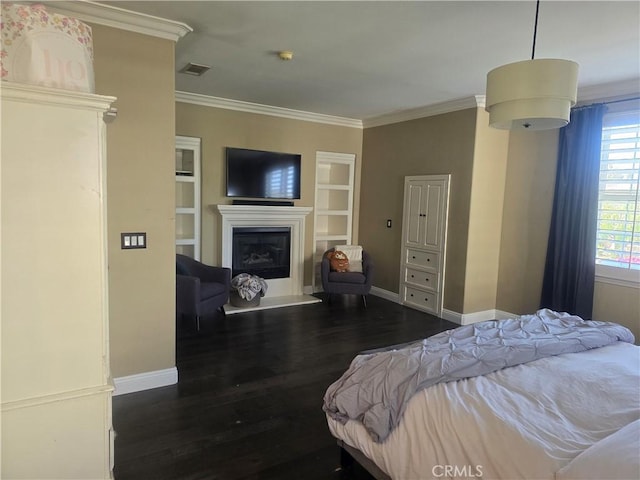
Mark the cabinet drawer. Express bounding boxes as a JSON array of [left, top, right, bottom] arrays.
[[404, 268, 437, 291], [405, 249, 439, 269], [403, 286, 437, 313]]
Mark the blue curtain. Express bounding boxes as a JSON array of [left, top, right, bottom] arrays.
[[540, 104, 606, 318]]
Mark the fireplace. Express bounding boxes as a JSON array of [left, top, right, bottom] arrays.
[[232, 227, 291, 279], [218, 204, 313, 299]]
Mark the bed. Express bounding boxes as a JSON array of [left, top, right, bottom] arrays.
[[323, 309, 640, 480]]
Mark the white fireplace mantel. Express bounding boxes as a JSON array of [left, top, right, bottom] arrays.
[[217, 205, 313, 299]]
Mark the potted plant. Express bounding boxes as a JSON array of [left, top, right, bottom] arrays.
[[230, 273, 268, 307]]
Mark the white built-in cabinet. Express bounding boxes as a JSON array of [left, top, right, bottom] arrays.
[[1, 83, 115, 479], [399, 175, 450, 316], [313, 151, 356, 292], [175, 135, 201, 260]]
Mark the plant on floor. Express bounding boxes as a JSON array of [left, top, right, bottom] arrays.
[[231, 273, 268, 301]]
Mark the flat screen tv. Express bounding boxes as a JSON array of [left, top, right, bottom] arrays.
[[226, 147, 301, 200]]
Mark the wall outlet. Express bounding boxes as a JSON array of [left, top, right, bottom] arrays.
[[121, 232, 146, 249], [386, 219, 392, 228]]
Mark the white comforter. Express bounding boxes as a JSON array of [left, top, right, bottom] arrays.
[[327, 342, 640, 480]]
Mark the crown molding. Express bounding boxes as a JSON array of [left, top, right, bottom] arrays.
[[363, 95, 486, 128], [41, 1, 192, 42], [576, 78, 640, 105], [1, 82, 116, 112], [175, 91, 363, 129]]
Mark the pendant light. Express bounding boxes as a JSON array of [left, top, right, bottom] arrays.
[[485, 0, 579, 130]]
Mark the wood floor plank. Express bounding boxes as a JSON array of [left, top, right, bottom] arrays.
[[113, 295, 458, 479]]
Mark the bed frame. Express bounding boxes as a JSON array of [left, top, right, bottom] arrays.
[[338, 440, 391, 480]]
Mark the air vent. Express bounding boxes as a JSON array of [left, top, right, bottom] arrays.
[[179, 62, 211, 76]]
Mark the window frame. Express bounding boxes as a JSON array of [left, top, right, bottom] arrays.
[[594, 101, 640, 288]]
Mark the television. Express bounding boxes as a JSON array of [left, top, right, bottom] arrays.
[[225, 147, 301, 200]]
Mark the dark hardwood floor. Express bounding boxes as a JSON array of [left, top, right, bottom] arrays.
[[113, 294, 458, 480]]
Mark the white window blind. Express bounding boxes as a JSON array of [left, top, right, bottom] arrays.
[[596, 109, 640, 272], [265, 165, 295, 198]]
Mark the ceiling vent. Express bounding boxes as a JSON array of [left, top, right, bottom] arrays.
[[179, 62, 211, 76]]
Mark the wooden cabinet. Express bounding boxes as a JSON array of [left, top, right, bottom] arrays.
[[399, 175, 450, 315], [1, 83, 115, 479], [175, 135, 201, 260], [313, 151, 355, 291]]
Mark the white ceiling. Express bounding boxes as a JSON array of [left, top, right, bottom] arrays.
[[101, 1, 639, 121]]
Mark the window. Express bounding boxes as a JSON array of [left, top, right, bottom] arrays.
[[595, 106, 640, 285]]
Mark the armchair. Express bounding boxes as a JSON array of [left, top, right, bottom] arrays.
[[176, 254, 231, 330], [321, 248, 374, 307]]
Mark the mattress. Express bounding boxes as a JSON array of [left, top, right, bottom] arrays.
[[327, 342, 640, 480]]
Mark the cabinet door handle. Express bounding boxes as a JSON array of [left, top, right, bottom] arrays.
[[427, 258, 430, 262], [425, 298, 429, 301], [411, 274, 415, 278], [412, 256, 416, 259], [425, 278, 429, 282]]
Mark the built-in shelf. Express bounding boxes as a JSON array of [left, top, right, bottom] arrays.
[[317, 184, 351, 190], [312, 151, 356, 292], [315, 234, 350, 241], [175, 136, 201, 260], [317, 209, 350, 215], [176, 207, 196, 214]]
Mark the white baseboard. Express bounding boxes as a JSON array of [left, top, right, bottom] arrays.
[[494, 309, 518, 320], [441, 309, 463, 324], [370, 286, 401, 303], [312, 285, 400, 303], [113, 367, 178, 396], [442, 308, 517, 325]]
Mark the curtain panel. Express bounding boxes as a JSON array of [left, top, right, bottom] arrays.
[[541, 104, 606, 318]]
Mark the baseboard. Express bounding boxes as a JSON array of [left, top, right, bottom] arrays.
[[368, 289, 517, 323], [306, 285, 400, 303], [370, 286, 400, 303], [441, 309, 463, 324], [494, 309, 518, 320], [113, 367, 178, 396], [442, 308, 518, 325]]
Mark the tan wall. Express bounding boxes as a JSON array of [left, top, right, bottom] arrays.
[[175, 103, 363, 285], [92, 26, 177, 377], [463, 109, 510, 313], [360, 109, 477, 313], [593, 282, 640, 343], [496, 129, 559, 314], [496, 127, 640, 331]]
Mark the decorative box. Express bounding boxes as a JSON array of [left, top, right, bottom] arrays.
[[1, 3, 94, 92]]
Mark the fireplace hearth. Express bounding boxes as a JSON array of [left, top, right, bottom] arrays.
[[232, 227, 291, 279]]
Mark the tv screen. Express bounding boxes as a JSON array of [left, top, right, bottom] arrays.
[[226, 147, 301, 200]]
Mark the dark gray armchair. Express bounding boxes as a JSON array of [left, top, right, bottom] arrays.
[[321, 248, 374, 307], [176, 254, 231, 330]]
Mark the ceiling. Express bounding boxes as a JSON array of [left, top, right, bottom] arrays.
[[100, 1, 639, 122]]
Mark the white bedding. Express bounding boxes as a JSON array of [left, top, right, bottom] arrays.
[[556, 419, 640, 480], [327, 342, 640, 480]]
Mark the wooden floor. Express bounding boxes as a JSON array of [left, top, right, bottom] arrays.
[[113, 294, 458, 480]]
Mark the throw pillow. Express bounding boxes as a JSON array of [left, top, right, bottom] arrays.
[[327, 250, 350, 272], [335, 245, 363, 272]]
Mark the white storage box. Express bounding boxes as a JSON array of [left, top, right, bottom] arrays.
[[1, 3, 94, 92]]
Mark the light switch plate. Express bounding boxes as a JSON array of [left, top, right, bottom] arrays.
[[121, 232, 147, 249]]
